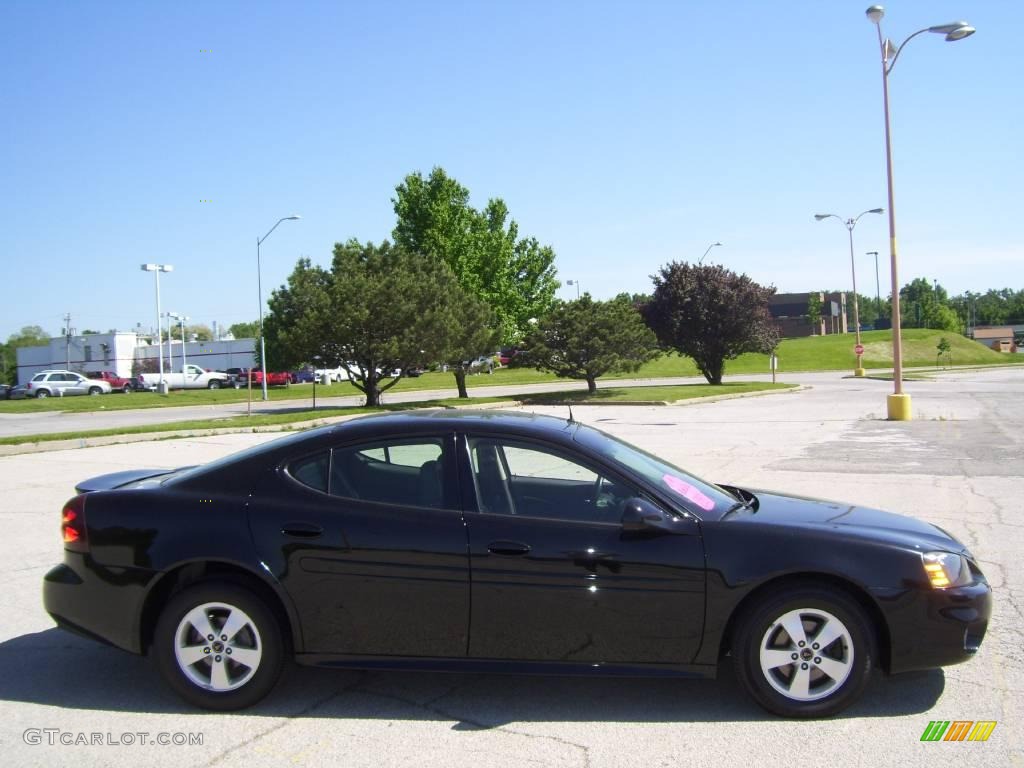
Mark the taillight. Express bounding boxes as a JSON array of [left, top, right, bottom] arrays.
[[61, 495, 89, 553]]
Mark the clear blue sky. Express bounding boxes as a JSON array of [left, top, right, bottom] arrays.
[[1, 1, 1020, 341]]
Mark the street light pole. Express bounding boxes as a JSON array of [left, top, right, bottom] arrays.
[[814, 210, 883, 376], [866, 251, 881, 322], [140, 264, 173, 394], [698, 241, 722, 264], [169, 313, 189, 373], [565, 279, 581, 299], [866, 5, 975, 420], [256, 215, 301, 401]]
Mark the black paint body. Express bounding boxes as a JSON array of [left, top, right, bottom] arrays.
[[43, 410, 991, 681]]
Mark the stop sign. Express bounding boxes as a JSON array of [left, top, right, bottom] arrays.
[[855, 343, 865, 355]]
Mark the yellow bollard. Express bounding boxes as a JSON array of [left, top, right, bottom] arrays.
[[887, 393, 912, 421]]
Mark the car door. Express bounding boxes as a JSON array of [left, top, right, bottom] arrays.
[[248, 432, 470, 657], [459, 434, 706, 665], [65, 374, 89, 395]]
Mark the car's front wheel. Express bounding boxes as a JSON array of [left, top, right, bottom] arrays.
[[732, 585, 874, 718], [153, 582, 285, 710], [88, 386, 102, 396]]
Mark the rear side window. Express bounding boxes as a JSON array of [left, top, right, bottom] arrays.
[[287, 452, 329, 493], [332, 438, 446, 508]]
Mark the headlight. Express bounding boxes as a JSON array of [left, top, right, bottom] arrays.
[[921, 552, 972, 589]]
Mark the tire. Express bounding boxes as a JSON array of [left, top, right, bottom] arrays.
[[153, 581, 285, 711], [123, 386, 132, 394], [208, 380, 222, 390], [732, 585, 874, 718], [88, 387, 102, 396], [35, 390, 50, 399]]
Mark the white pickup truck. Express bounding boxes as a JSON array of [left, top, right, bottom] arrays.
[[137, 364, 232, 391]]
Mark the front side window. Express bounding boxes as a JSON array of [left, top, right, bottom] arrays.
[[331, 438, 446, 508], [573, 423, 736, 518], [467, 438, 634, 524]]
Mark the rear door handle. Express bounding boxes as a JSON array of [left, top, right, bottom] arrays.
[[281, 521, 324, 538], [487, 540, 531, 556]]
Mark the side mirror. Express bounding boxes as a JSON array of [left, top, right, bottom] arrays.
[[621, 498, 672, 533]]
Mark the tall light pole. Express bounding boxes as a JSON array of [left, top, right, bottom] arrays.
[[865, 251, 881, 322], [257, 215, 301, 401], [866, 5, 974, 420], [698, 241, 722, 264], [814, 209, 883, 376], [140, 263, 173, 394], [169, 312, 189, 373], [565, 279, 581, 299]]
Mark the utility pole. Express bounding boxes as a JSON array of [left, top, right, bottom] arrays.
[[64, 312, 73, 369]]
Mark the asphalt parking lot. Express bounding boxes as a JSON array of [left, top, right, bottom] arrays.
[[0, 368, 1020, 767]]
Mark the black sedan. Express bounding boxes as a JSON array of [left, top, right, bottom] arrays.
[[43, 410, 991, 717]]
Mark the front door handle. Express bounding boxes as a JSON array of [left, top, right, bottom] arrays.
[[281, 521, 324, 538], [487, 540, 531, 556]]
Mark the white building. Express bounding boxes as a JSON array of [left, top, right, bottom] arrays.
[[15, 333, 257, 384]]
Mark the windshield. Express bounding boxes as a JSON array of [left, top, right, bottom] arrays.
[[573, 423, 738, 519]]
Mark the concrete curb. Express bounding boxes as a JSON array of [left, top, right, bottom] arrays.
[[0, 388, 804, 457], [0, 400, 521, 457], [491, 384, 806, 408]]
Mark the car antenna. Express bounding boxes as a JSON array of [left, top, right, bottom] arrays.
[[567, 404, 575, 423]]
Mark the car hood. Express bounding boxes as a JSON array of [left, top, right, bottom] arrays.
[[727, 488, 969, 556], [75, 467, 192, 493]]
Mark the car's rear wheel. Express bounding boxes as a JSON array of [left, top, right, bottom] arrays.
[[732, 586, 873, 718], [122, 385, 132, 393], [154, 582, 285, 710], [35, 389, 50, 398], [208, 380, 222, 390]]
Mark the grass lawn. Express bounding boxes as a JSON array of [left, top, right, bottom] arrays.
[[2, 330, 1017, 416]]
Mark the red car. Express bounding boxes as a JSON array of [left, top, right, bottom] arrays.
[[230, 368, 291, 388], [84, 370, 133, 393]]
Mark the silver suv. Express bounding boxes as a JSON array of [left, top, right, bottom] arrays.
[[25, 370, 113, 398]]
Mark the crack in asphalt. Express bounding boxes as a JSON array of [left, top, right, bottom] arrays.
[[202, 672, 370, 768], [347, 682, 593, 768]]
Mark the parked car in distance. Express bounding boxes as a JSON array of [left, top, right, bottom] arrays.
[[25, 370, 113, 398], [0, 384, 11, 400], [498, 347, 522, 366], [7, 384, 29, 400], [137, 364, 231, 391], [84, 370, 133, 393], [290, 368, 317, 384], [227, 368, 291, 388], [42, 410, 991, 716]]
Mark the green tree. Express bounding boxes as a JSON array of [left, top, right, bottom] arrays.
[[642, 263, 780, 385], [444, 299, 502, 399], [936, 337, 952, 368], [2, 326, 50, 384], [899, 278, 959, 331], [263, 240, 489, 406], [228, 321, 260, 339], [392, 167, 559, 344], [806, 292, 823, 333], [518, 294, 660, 393]]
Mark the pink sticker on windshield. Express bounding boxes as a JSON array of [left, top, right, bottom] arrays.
[[662, 474, 716, 511]]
